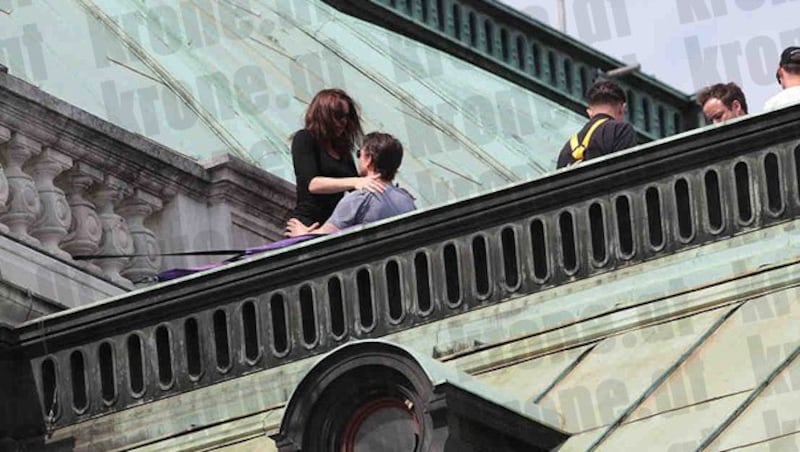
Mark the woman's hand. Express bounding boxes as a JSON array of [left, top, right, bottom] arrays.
[[285, 218, 319, 237], [353, 174, 387, 193]]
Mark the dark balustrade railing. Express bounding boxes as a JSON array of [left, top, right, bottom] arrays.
[[319, 0, 700, 141], [3, 106, 800, 432]]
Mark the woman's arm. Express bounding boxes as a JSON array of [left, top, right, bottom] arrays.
[[284, 218, 339, 237], [292, 131, 385, 194], [291, 130, 320, 195], [308, 175, 385, 194]]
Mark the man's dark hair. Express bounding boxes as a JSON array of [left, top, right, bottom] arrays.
[[361, 132, 403, 180], [697, 82, 749, 114], [780, 46, 800, 75], [586, 80, 627, 106]]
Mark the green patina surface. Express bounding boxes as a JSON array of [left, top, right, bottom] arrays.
[[0, 0, 589, 207], [324, 0, 697, 140]]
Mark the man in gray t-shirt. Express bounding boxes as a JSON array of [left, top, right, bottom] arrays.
[[328, 184, 415, 230], [286, 132, 416, 236]]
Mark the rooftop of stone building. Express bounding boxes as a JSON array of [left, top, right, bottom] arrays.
[[2, 100, 799, 450], [3, 1, 800, 451]]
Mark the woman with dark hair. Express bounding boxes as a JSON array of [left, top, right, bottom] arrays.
[[285, 132, 416, 237], [288, 89, 385, 228]]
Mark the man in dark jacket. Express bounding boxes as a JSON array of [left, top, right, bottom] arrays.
[[557, 80, 637, 168]]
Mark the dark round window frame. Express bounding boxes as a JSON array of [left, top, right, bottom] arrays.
[[339, 397, 420, 452]]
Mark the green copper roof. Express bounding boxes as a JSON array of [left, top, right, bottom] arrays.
[[1, 0, 590, 206]]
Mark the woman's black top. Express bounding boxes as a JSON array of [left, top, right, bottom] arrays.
[[290, 129, 358, 226]]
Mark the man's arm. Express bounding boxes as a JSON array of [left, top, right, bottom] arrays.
[[556, 141, 574, 168], [327, 191, 368, 229]]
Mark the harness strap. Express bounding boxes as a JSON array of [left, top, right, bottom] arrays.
[[570, 117, 609, 163]]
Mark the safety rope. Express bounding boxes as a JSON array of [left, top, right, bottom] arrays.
[[72, 250, 244, 260]]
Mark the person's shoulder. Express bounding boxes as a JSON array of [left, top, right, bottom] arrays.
[[599, 118, 636, 149], [606, 118, 635, 135], [331, 189, 369, 212], [392, 185, 415, 199], [389, 185, 418, 211], [329, 190, 369, 229], [588, 114, 620, 131], [604, 116, 631, 127], [293, 129, 318, 144], [341, 189, 372, 204], [764, 88, 800, 111], [291, 129, 320, 155], [764, 93, 780, 111]]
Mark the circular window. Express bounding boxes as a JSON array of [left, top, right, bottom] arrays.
[[341, 398, 419, 452]]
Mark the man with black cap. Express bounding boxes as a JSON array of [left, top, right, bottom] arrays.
[[764, 46, 800, 111], [556, 80, 637, 169]]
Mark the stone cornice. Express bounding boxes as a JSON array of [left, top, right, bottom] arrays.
[[0, 324, 17, 349], [0, 73, 209, 201], [203, 154, 295, 223]]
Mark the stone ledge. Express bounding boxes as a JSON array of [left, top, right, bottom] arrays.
[[0, 235, 124, 325]]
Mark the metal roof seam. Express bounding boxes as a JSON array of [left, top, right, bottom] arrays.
[[714, 430, 800, 451], [695, 342, 800, 451], [345, 24, 546, 176], [532, 342, 598, 405], [585, 300, 748, 451], [75, 0, 254, 163], [288, 6, 522, 183], [617, 389, 752, 427]]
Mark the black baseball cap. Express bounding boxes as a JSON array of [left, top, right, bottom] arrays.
[[780, 46, 800, 66]]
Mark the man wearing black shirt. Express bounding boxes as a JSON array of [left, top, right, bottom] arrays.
[[556, 80, 637, 168]]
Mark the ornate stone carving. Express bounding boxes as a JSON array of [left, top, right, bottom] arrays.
[[30, 148, 73, 259], [120, 190, 163, 286], [0, 133, 42, 244], [91, 176, 134, 289], [61, 163, 104, 271], [0, 125, 11, 234]]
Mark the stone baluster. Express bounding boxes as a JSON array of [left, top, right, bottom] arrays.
[[61, 163, 104, 272], [120, 190, 163, 286], [0, 133, 42, 244], [30, 148, 73, 259], [92, 176, 134, 289], [0, 125, 11, 234]]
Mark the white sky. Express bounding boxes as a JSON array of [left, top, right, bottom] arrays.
[[498, 0, 800, 112]]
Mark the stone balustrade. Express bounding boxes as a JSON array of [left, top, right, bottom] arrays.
[[0, 71, 294, 311], [0, 125, 174, 289]]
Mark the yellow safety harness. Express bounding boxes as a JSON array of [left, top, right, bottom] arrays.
[[569, 117, 609, 164]]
